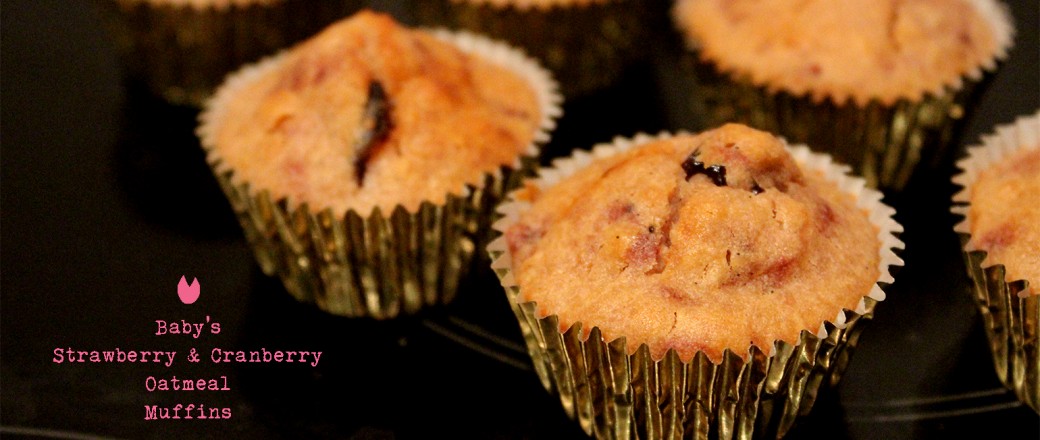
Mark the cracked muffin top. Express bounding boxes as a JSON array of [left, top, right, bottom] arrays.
[[673, 0, 1012, 105], [204, 10, 543, 214], [965, 146, 1040, 295], [505, 124, 881, 362]]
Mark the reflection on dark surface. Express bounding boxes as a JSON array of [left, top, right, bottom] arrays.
[[787, 385, 851, 438], [235, 270, 403, 439], [232, 267, 587, 439]]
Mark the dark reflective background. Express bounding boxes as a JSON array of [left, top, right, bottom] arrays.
[[2, 1, 1038, 439]]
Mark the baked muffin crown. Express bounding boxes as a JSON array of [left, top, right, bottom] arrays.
[[954, 111, 1040, 295], [673, 0, 1014, 105], [203, 10, 549, 214], [504, 124, 890, 362]]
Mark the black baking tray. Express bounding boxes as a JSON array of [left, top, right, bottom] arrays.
[[2, 1, 1038, 439]]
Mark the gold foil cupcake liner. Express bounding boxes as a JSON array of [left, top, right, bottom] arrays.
[[406, 0, 669, 99], [952, 111, 1040, 412], [95, 0, 358, 106], [669, 0, 1015, 191], [489, 133, 904, 438], [198, 29, 562, 319]]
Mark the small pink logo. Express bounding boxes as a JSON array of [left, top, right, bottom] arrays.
[[178, 276, 200, 305]]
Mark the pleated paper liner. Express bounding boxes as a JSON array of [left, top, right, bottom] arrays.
[[669, 0, 1015, 191], [488, 132, 904, 439], [406, 0, 670, 99], [95, 0, 359, 107], [952, 111, 1040, 412], [198, 29, 562, 319]]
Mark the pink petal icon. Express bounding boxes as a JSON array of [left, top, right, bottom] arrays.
[[178, 276, 200, 305]]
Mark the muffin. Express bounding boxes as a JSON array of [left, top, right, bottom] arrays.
[[671, 0, 1015, 190], [96, 0, 359, 106], [952, 110, 1039, 412], [489, 124, 904, 437], [197, 10, 562, 318], [406, 0, 670, 99]]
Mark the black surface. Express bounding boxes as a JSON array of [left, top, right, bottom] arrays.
[[2, 1, 1039, 439]]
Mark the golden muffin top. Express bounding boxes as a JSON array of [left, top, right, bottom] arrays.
[[967, 146, 1040, 295], [204, 10, 544, 214], [505, 124, 883, 362], [673, 0, 1012, 105]]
